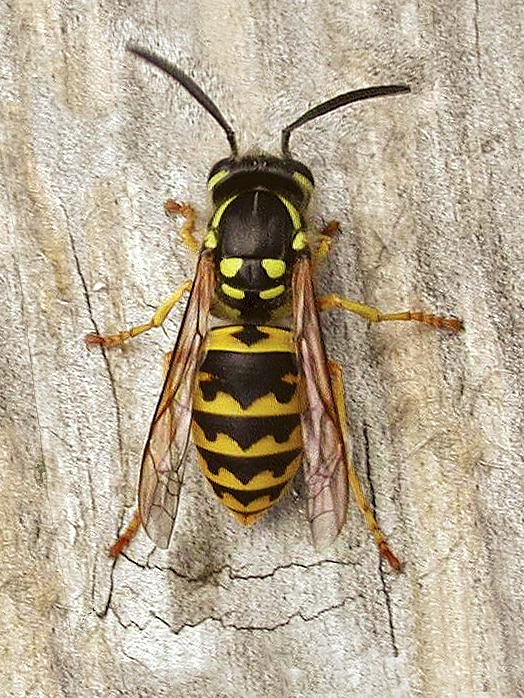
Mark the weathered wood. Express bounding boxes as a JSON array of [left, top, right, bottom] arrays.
[[1, 1, 522, 696]]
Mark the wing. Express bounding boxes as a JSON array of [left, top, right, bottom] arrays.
[[138, 251, 215, 548], [292, 256, 349, 550]]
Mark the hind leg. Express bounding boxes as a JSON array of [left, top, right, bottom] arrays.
[[328, 360, 402, 571]]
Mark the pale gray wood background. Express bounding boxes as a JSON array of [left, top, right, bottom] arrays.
[[1, 1, 522, 696]]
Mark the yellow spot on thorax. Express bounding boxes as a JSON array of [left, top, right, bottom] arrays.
[[221, 283, 245, 300], [261, 258, 286, 279], [204, 230, 218, 249], [292, 231, 307, 250], [220, 258, 243, 278], [259, 285, 285, 300]]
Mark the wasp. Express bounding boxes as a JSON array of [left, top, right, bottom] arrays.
[[86, 45, 463, 570]]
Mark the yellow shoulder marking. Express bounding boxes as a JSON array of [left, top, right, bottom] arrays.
[[278, 195, 302, 231], [207, 169, 229, 190], [210, 195, 237, 228]]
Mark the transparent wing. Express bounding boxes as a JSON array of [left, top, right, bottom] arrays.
[[292, 256, 349, 550], [138, 252, 215, 548]]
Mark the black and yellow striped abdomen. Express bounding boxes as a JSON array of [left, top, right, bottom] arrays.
[[192, 324, 302, 525]]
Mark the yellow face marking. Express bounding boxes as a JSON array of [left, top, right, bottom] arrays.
[[210, 195, 237, 228], [261, 258, 286, 279], [204, 230, 218, 249], [221, 283, 245, 300], [220, 257, 243, 278], [259, 285, 285, 301], [293, 171, 313, 196], [207, 169, 229, 190], [278, 195, 302, 231], [292, 231, 307, 250]]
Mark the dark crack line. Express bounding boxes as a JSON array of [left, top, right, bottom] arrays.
[[113, 553, 399, 641], [121, 551, 355, 584], [362, 423, 399, 656], [65, 209, 127, 618], [65, 209, 125, 465], [121, 648, 152, 675], [112, 604, 145, 631], [146, 595, 356, 634], [95, 569, 113, 619]]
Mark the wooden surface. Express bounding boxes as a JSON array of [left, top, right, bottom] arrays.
[[1, 1, 522, 696]]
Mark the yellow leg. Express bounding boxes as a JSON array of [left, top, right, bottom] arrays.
[[164, 199, 200, 253], [85, 279, 192, 348], [328, 361, 402, 571], [314, 220, 340, 263], [318, 293, 463, 332]]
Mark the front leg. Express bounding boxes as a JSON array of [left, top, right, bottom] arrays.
[[86, 280, 192, 349]]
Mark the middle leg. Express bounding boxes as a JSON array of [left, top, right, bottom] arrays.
[[318, 294, 463, 332]]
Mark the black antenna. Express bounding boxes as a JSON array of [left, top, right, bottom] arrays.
[[128, 44, 238, 157], [281, 85, 410, 158]]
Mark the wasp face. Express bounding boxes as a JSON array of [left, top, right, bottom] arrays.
[[207, 152, 314, 210]]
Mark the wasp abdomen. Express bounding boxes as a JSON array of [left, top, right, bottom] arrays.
[[192, 324, 302, 525]]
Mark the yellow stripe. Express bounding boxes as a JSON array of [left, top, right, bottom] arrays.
[[221, 283, 245, 300], [278, 195, 302, 231], [229, 509, 268, 526], [207, 168, 229, 190], [210, 195, 237, 228], [198, 454, 302, 490], [259, 285, 285, 300], [193, 381, 299, 416], [206, 325, 294, 353], [203, 229, 218, 249], [221, 481, 293, 516], [292, 231, 307, 250], [191, 423, 302, 456], [293, 171, 313, 196]]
